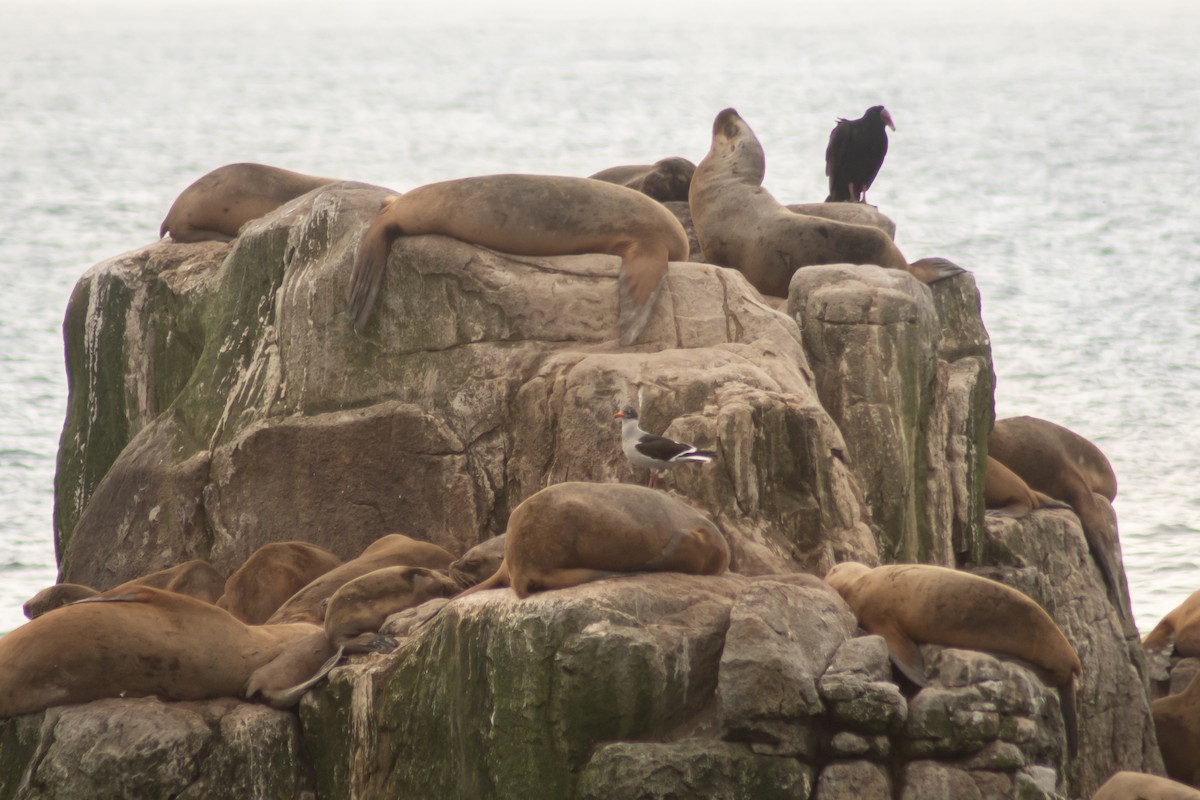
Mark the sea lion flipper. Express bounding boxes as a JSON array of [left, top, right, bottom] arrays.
[[616, 242, 669, 346], [877, 625, 929, 687], [348, 199, 404, 331], [907, 257, 966, 284], [1058, 681, 1078, 759], [247, 645, 347, 709], [72, 589, 155, 605], [515, 568, 625, 599]]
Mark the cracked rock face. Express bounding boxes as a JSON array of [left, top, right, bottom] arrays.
[[0, 698, 305, 800], [55, 183, 878, 586]]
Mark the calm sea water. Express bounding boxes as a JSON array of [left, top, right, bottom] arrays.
[[1, 0, 1197, 634]]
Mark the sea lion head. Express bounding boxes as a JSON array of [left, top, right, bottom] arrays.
[[706, 108, 766, 186], [823, 561, 872, 602], [638, 157, 696, 203], [449, 535, 507, 589]]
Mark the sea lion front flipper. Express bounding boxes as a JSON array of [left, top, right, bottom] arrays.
[[875, 624, 929, 687], [615, 241, 668, 346]]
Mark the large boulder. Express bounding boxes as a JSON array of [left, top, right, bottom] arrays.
[[0, 698, 306, 800], [55, 183, 878, 584]]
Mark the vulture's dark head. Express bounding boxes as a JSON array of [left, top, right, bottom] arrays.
[[867, 105, 895, 131]]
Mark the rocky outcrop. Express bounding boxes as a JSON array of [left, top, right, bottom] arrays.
[[11, 185, 1160, 799], [788, 264, 993, 565], [0, 699, 306, 799], [54, 183, 877, 585]]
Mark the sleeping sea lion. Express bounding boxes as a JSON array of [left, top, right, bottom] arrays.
[[266, 534, 455, 624], [0, 586, 320, 718], [23, 559, 225, 619], [461, 482, 729, 599], [988, 415, 1127, 625], [984, 455, 1070, 518], [160, 163, 338, 243], [448, 535, 507, 589], [824, 561, 1081, 756], [1144, 587, 1200, 661], [589, 157, 696, 203], [346, 174, 689, 346], [1153, 669, 1200, 788], [1090, 771, 1200, 799], [218, 541, 343, 624], [323, 566, 460, 650]]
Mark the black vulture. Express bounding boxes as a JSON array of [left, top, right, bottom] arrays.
[[825, 105, 895, 203]]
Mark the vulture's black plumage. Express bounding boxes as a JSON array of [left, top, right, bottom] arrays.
[[824, 105, 894, 203]]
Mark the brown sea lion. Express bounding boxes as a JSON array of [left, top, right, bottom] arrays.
[[22, 559, 225, 619], [160, 163, 338, 243], [1144, 588, 1200, 672], [266, 534, 455, 624], [984, 456, 1070, 518], [589, 157, 696, 203], [462, 482, 729, 599], [0, 586, 321, 718], [218, 541, 343, 625], [824, 561, 1081, 756], [1153, 669, 1200, 787], [988, 415, 1125, 623], [1091, 771, 1200, 799], [346, 174, 690, 346], [323, 566, 460, 651], [110, 559, 226, 605], [22, 583, 99, 619], [688, 108, 963, 298], [448, 535, 507, 589], [242, 630, 338, 709]]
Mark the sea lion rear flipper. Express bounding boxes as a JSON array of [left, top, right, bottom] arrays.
[[877, 626, 929, 687], [247, 645, 347, 709], [1032, 492, 1071, 511], [1058, 681, 1079, 759], [615, 243, 668, 346], [908, 257, 966, 284], [72, 589, 155, 605]]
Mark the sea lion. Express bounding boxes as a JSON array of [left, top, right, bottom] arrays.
[[824, 561, 1081, 756], [323, 566, 460, 651], [1144, 587, 1200, 675], [984, 456, 1070, 518], [1153, 670, 1200, 787], [111, 559, 226, 605], [448, 535, 507, 589], [242, 630, 338, 709], [689, 108, 963, 298], [218, 541, 343, 625], [22, 559, 225, 619], [0, 586, 321, 718], [988, 416, 1126, 622], [266, 534, 456, 624], [462, 482, 729, 599], [589, 157, 696, 203], [160, 162, 338, 243], [22, 583, 99, 619], [1091, 771, 1200, 799], [346, 174, 690, 346]]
